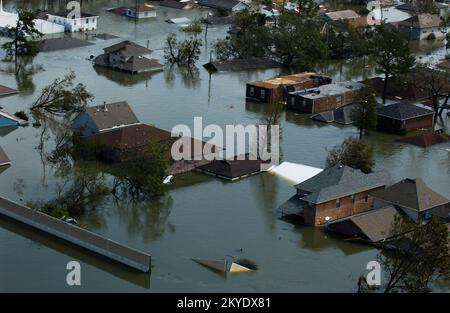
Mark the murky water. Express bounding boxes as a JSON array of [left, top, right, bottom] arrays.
[[0, 0, 449, 292]]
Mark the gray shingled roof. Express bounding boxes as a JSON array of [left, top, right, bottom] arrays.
[[295, 164, 391, 204], [371, 178, 449, 212], [376, 102, 434, 120], [399, 13, 442, 29], [38, 38, 94, 52], [84, 101, 140, 131], [103, 41, 151, 57], [198, 0, 245, 10]]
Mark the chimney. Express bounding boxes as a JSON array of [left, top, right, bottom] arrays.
[[103, 101, 108, 112]]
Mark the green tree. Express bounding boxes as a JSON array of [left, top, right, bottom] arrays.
[[359, 216, 449, 293], [371, 28, 415, 103], [31, 71, 94, 114], [350, 86, 378, 139], [2, 9, 42, 67], [296, 0, 320, 18], [164, 33, 202, 67], [271, 11, 327, 68], [326, 138, 375, 173]]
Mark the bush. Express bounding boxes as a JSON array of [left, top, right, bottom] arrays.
[[14, 110, 29, 121], [181, 20, 202, 34]]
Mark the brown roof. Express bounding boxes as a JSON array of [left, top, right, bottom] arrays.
[[0, 85, 18, 97], [397, 130, 449, 147], [399, 14, 442, 29], [196, 154, 262, 180], [371, 178, 449, 212], [248, 72, 317, 89], [85, 101, 140, 131], [328, 206, 400, 242], [121, 56, 163, 73], [0, 146, 11, 166], [103, 41, 151, 57]]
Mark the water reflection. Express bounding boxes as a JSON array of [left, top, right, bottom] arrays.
[[164, 64, 201, 89], [93, 65, 163, 87]]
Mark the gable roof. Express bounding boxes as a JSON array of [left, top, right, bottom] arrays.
[[103, 41, 151, 57], [399, 13, 442, 29], [310, 104, 355, 125], [371, 178, 449, 212], [196, 154, 262, 180], [0, 146, 11, 166], [0, 84, 18, 97], [328, 206, 400, 242], [0, 110, 28, 126], [376, 102, 434, 120], [295, 164, 390, 204], [82, 101, 140, 131], [121, 56, 163, 73], [198, 0, 247, 10]]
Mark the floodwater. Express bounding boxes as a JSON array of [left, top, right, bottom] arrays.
[[0, 0, 449, 292]]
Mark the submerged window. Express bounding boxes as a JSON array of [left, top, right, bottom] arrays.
[[249, 87, 254, 96], [261, 89, 266, 99], [351, 194, 356, 203], [365, 195, 369, 203], [336, 198, 341, 208]]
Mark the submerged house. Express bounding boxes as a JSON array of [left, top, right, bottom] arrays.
[[286, 81, 365, 113], [46, 11, 99, 32], [246, 73, 331, 103], [278, 164, 391, 226], [94, 41, 163, 74], [371, 178, 450, 223], [124, 4, 156, 19], [160, 0, 199, 10], [73, 101, 140, 137], [376, 102, 434, 133], [397, 129, 449, 147], [197, 0, 249, 12], [0, 110, 28, 127], [398, 14, 444, 40], [324, 9, 361, 21], [310, 104, 356, 125], [326, 206, 400, 244], [196, 154, 262, 181], [0, 145, 11, 167]]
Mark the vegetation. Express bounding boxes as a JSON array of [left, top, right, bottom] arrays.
[[164, 34, 203, 67], [181, 20, 203, 34], [350, 86, 378, 139], [14, 110, 29, 121], [371, 28, 415, 103], [2, 9, 43, 65], [358, 216, 449, 293], [31, 71, 93, 114], [30, 202, 69, 219], [326, 138, 375, 174]]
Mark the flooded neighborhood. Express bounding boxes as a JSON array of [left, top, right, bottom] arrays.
[[0, 0, 449, 294]]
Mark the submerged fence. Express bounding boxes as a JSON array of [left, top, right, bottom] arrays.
[[0, 197, 151, 272]]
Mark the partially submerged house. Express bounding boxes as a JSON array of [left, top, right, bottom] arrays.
[[197, 0, 248, 12], [396, 1, 449, 17], [326, 206, 400, 244], [376, 102, 434, 133], [310, 104, 356, 125], [0, 145, 11, 167], [397, 130, 450, 147], [278, 164, 391, 226], [0, 110, 28, 127], [195, 154, 262, 181], [246, 73, 331, 103], [371, 178, 450, 223], [46, 11, 99, 32], [268, 162, 323, 185], [0, 84, 18, 97], [398, 14, 444, 40], [160, 0, 199, 10], [204, 57, 282, 72], [73, 101, 140, 137], [94, 41, 163, 74], [108, 4, 156, 19], [286, 81, 365, 113], [367, 76, 429, 101], [324, 9, 361, 21]]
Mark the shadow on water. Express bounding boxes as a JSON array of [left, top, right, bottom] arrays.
[[0, 126, 18, 137], [93, 66, 163, 87], [0, 214, 151, 289]]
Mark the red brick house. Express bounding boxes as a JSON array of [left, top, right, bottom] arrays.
[[376, 102, 435, 133], [278, 164, 391, 226]]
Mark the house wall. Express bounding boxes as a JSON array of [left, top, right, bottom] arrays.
[[73, 113, 98, 137], [126, 10, 156, 19], [377, 114, 434, 133], [303, 186, 385, 226], [47, 15, 98, 32], [246, 85, 274, 103]]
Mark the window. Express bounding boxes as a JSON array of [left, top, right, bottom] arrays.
[[74, 21, 77, 26], [249, 87, 254, 96], [365, 195, 369, 203], [92, 18, 95, 23], [336, 198, 341, 208], [351, 194, 356, 203], [261, 89, 266, 99], [145, 12, 148, 16]]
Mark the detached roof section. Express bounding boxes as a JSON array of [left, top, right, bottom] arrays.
[[37, 37, 94, 52], [324, 9, 360, 21], [371, 178, 449, 212], [327, 206, 400, 243], [84, 101, 140, 131], [203, 57, 282, 72], [268, 162, 323, 185], [310, 104, 355, 125], [376, 102, 434, 120], [196, 154, 262, 181], [0, 146, 11, 167], [295, 164, 391, 204], [397, 130, 450, 147], [198, 0, 247, 10]]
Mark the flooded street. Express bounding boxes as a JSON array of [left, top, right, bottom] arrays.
[[0, 0, 449, 292]]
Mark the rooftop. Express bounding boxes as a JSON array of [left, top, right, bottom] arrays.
[[37, 37, 94, 52], [396, 2, 448, 12], [81, 101, 140, 131], [248, 72, 317, 89], [48, 11, 99, 18], [198, 0, 246, 10], [196, 154, 262, 180], [371, 178, 449, 212], [399, 13, 442, 28], [397, 130, 449, 147], [0, 84, 18, 97], [103, 40, 151, 57], [295, 164, 391, 204], [291, 81, 365, 100], [376, 102, 434, 120], [325, 9, 360, 21]]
